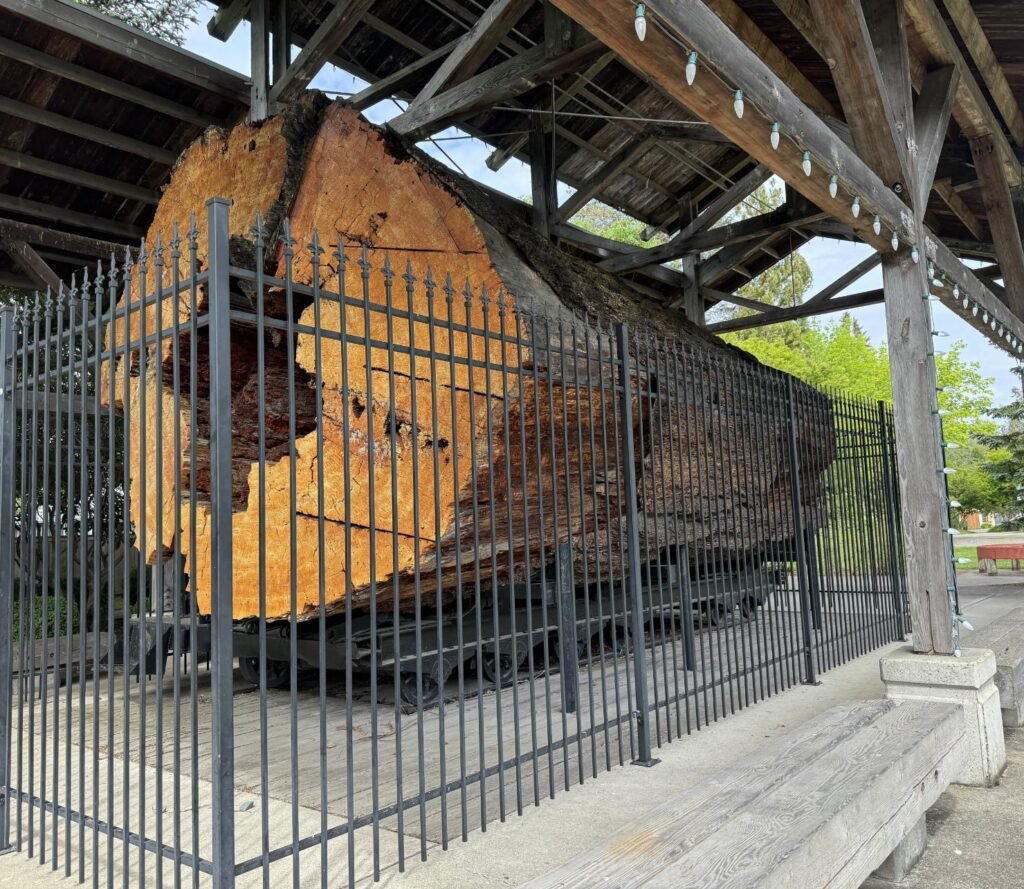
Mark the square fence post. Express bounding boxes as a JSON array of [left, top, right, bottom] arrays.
[[207, 198, 236, 888], [0, 305, 15, 852], [614, 323, 658, 767], [785, 376, 818, 686]]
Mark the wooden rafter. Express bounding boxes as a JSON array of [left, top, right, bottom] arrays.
[[598, 164, 771, 274], [809, 0, 912, 190], [903, 0, 1020, 186], [0, 35, 223, 129], [0, 218, 132, 259], [940, 0, 1024, 146], [0, 147, 159, 204], [551, 137, 654, 226], [0, 95, 177, 165], [548, 0, 1024, 348], [414, 0, 533, 104], [705, 0, 837, 118], [932, 179, 986, 241], [802, 254, 882, 307], [707, 288, 885, 333], [913, 66, 959, 209], [2, 238, 61, 292], [268, 0, 376, 105], [350, 40, 460, 110], [388, 40, 603, 141], [972, 136, 1024, 317], [0, 194, 142, 240]]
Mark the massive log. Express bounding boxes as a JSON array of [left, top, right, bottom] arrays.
[[106, 96, 833, 621]]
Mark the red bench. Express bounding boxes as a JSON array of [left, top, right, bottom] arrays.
[[976, 544, 1024, 575]]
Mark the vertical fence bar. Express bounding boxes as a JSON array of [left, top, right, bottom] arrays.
[[613, 324, 657, 768], [878, 400, 906, 640], [0, 305, 16, 854], [785, 377, 817, 686], [206, 197, 236, 889]]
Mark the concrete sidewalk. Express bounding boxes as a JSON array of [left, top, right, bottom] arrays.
[[1, 573, 1022, 888]]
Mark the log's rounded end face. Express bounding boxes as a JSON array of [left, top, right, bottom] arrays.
[[115, 100, 519, 621]]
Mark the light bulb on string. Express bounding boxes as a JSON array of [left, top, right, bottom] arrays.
[[983, 311, 990, 323], [891, 230, 899, 252], [685, 52, 698, 85], [872, 215, 881, 236], [770, 122, 780, 150], [828, 174, 838, 197], [942, 468, 957, 476], [851, 195, 861, 218], [634, 3, 647, 41], [962, 295, 969, 309], [733, 90, 745, 118], [911, 245, 920, 264], [802, 151, 812, 176], [972, 304, 979, 316], [927, 261, 935, 282], [944, 442, 961, 449], [953, 283, 960, 299], [949, 499, 962, 509]]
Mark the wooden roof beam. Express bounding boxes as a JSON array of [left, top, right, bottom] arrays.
[[903, 0, 1020, 186], [802, 254, 882, 308], [708, 288, 885, 333], [0, 194, 143, 240], [0, 95, 178, 165], [933, 178, 985, 240], [810, 0, 914, 194], [0, 217, 132, 258], [208, 0, 250, 41], [972, 136, 1024, 317], [7, 0, 249, 103], [940, 0, 1024, 146], [0, 147, 159, 205], [268, 0, 376, 106], [913, 66, 960, 208], [388, 40, 604, 142], [0, 35, 223, 129], [350, 39, 460, 111], [598, 164, 772, 274], [414, 0, 534, 104], [549, 0, 1024, 347], [2, 238, 61, 292], [551, 136, 655, 226]]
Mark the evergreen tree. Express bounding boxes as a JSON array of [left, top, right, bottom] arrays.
[[77, 1, 201, 45], [978, 366, 1024, 518]]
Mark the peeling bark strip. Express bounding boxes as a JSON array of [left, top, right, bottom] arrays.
[[104, 98, 834, 621]]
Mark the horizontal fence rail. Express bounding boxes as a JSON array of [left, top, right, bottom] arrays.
[[0, 199, 909, 887]]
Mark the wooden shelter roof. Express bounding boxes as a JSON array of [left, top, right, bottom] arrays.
[[0, 0, 248, 290]]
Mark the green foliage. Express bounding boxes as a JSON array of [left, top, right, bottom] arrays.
[[12, 592, 80, 642], [76, 1, 201, 44], [571, 202, 668, 250], [978, 366, 1024, 514], [946, 440, 1014, 524]]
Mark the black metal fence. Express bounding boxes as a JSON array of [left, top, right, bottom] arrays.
[[0, 199, 908, 887]]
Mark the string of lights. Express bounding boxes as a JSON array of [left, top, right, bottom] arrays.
[[630, 0, 1024, 357]]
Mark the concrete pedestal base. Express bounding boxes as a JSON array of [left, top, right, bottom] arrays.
[[871, 812, 927, 883], [880, 646, 1006, 787]]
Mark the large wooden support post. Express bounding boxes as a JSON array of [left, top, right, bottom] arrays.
[[681, 257, 705, 327], [250, 0, 270, 121], [882, 240, 955, 655], [530, 114, 556, 239]]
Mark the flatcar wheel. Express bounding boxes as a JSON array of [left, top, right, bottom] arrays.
[[238, 657, 291, 689], [400, 672, 441, 708], [481, 651, 518, 687]]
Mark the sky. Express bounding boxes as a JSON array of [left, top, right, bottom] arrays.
[[181, 7, 1021, 404]]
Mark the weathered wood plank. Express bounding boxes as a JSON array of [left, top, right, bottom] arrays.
[[267, 0, 376, 105], [414, 0, 534, 104], [5, 0, 249, 103], [0, 35, 223, 129], [972, 135, 1024, 318], [388, 41, 604, 141], [940, 0, 1024, 146], [809, 0, 912, 190], [2, 238, 61, 292], [0, 95, 178, 165], [0, 147, 159, 204], [643, 702, 963, 889], [903, 0, 1020, 186], [914, 66, 959, 209]]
